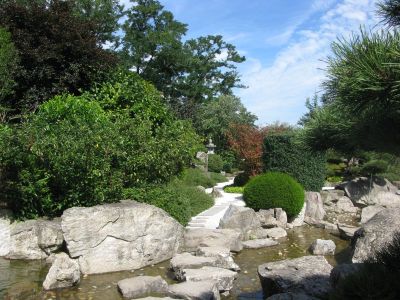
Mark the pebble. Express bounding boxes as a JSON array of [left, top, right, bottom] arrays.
[[244, 270, 248, 274]]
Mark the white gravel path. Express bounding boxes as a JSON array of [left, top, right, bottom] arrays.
[[186, 178, 245, 229]]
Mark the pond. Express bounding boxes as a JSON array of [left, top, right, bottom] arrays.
[[0, 226, 351, 300]]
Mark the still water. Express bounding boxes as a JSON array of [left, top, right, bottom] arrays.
[[0, 226, 350, 300]]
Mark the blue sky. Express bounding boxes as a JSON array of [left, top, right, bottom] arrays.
[[121, 0, 381, 125]]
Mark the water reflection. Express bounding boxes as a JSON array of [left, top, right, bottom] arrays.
[[0, 226, 350, 300]]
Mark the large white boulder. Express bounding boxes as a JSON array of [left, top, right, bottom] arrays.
[[304, 192, 325, 223], [61, 200, 184, 274], [218, 205, 261, 240], [360, 205, 385, 224], [42, 252, 80, 290]]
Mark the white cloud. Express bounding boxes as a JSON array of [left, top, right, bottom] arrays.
[[237, 0, 380, 125]]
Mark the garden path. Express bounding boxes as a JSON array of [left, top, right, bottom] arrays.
[[186, 178, 245, 229]]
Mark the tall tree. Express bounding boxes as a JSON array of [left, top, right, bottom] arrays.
[[0, 0, 117, 118], [0, 27, 18, 122], [377, 0, 400, 27]]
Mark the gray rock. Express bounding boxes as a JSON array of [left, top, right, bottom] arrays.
[[183, 266, 237, 292], [266, 293, 320, 300], [352, 207, 400, 263], [341, 177, 400, 207], [309, 239, 336, 255], [168, 281, 220, 300], [135, 297, 177, 300], [264, 227, 287, 239], [42, 253, 80, 290], [183, 228, 242, 252], [196, 247, 239, 271], [218, 205, 260, 240], [196, 186, 206, 193], [212, 187, 222, 198], [289, 204, 305, 227], [0, 210, 12, 257], [257, 208, 287, 228], [61, 201, 184, 274], [171, 253, 223, 281], [330, 263, 363, 288], [338, 225, 359, 240], [242, 238, 278, 249], [117, 276, 168, 298], [304, 192, 325, 223], [7, 219, 63, 260], [321, 190, 345, 205], [318, 221, 339, 234], [275, 208, 288, 227], [360, 205, 385, 224], [334, 197, 358, 214], [258, 256, 333, 298]]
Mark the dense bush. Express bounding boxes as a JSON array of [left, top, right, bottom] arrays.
[[0, 92, 200, 219], [360, 159, 389, 176], [179, 168, 227, 188], [243, 172, 304, 217], [207, 154, 224, 172], [123, 180, 214, 226], [263, 133, 326, 191], [233, 172, 250, 187]]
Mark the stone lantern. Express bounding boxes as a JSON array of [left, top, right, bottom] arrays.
[[206, 138, 216, 154]]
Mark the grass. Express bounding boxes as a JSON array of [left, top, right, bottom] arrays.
[[224, 185, 244, 193]]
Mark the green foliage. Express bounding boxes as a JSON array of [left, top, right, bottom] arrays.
[[0, 26, 18, 120], [124, 179, 214, 226], [0, 0, 116, 118], [360, 159, 389, 175], [233, 172, 250, 187], [179, 168, 227, 188], [209, 172, 228, 184], [224, 186, 244, 194], [0, 92, 201, 219], [194, 95, 257, 149], [243, 172, 304, 217], [207, 154, 224, 172], [302, 29, 400, 155], [219, 150, 237, 173], [263, 133, 326, 191], [377, 0, 400, 27]]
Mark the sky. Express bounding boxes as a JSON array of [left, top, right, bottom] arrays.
[[121, 0, 382, 125]]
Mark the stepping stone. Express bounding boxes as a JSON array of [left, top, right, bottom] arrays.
[[182, 266, 237, 292], [168, 280, 220, 300], [242, 238, 278, 249], [117, 276, 168, 298]]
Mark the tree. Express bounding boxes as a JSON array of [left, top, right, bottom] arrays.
[[302, 29, 400, 155], [0, 27, 18, 122], [120, 0, 246, 118], [194, 95, 257, 150], [377, 0, 400, 27], [0, 0, 117, 118], [226, 123, 266, 176]]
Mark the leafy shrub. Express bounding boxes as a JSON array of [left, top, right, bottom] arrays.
[[263, 133, 326, 191], [123, 180, 214, 226], [224, 186, 244, 193], [233, 172, 250, 187], [243, 172, 304, 217], [360, 159, 389, 176], [209, 172, 228, 183], [180, 168, 215, 188], [0, 94, 200, 219], [207, 154, 224, 172], [219, 150, 237, 173]]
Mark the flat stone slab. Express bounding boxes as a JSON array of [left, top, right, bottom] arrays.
[[264, 227, 287, 239], [258, 256, 333, 298], [195, 247, 240, 271], [183, 266, 237, 292], [242, 238, 278, 249], [183, 229, 242, 252], [338, 225, 359, 240], [171, 253, 220, 281], [168, 281, 220, 300], [117, 276, 168, 298]]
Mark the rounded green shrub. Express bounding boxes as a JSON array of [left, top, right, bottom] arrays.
[[243, 172, 305, 217], [361, 159, 388, 175], [207, 154, 223, 172]]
